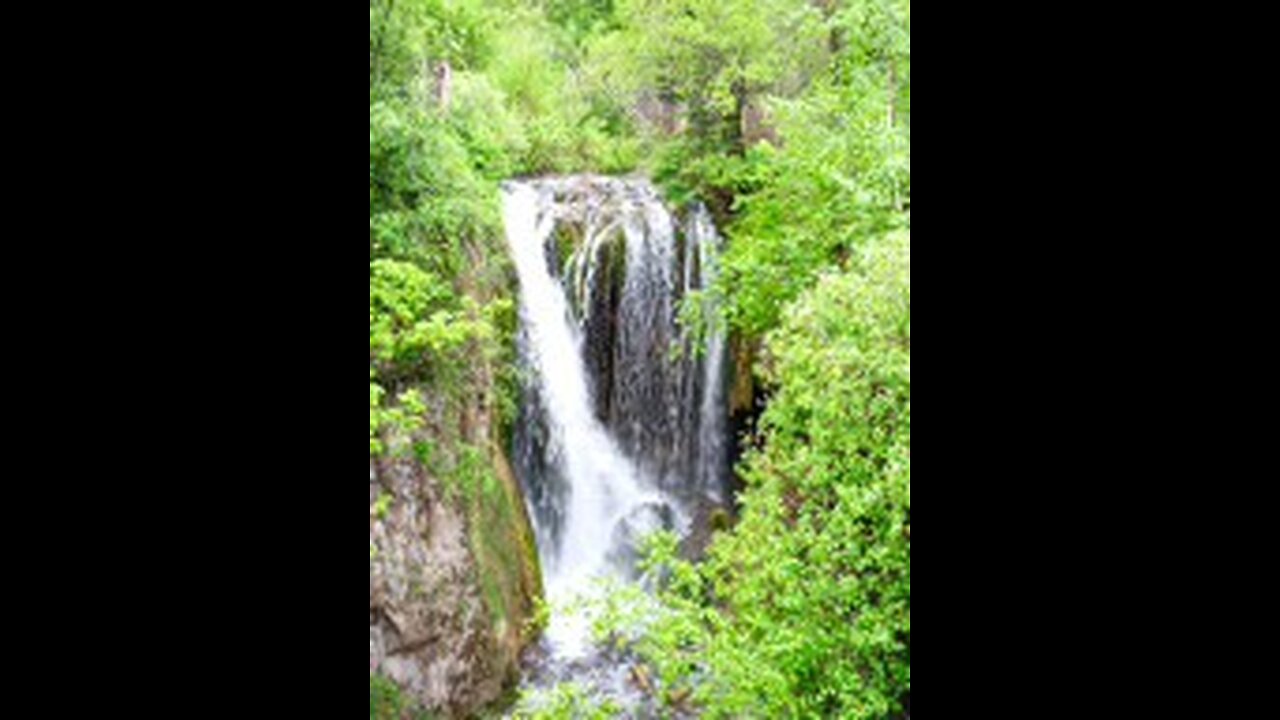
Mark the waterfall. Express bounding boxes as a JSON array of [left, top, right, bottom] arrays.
[[503, 176, 729, 669], [691, 204, 728, 504]]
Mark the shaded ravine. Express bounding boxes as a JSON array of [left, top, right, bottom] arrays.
[[502, 176, 730, 711]]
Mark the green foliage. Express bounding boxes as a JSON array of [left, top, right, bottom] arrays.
[[368, 256, 493, 456], [369, 0, 499, 97], [369, 674, 404, 720], [715, 0, 911, 340], [371, 674, 435, 720], [512, 682, 620, 720], [595, 233, 911, 719], [368, 259, 488, 383], [579, 0, 827, 204], [367, 8, 514, 453], [545, 0, 620, 47], [369, 99, 501, 275], [480, 5, 638, 175]]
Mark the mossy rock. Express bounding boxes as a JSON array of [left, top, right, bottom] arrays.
[[709, 508, 732, 533], [550, 224, 582, 276]]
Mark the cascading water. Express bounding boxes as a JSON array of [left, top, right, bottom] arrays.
[[691, 204, 728, 504], [503, 175, 730, 703]]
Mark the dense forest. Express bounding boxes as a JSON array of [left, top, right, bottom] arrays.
[[370, 1, 909, 717]]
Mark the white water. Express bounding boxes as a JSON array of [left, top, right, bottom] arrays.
[[502, 181, 658, 658], [692, 204, 728, 503]]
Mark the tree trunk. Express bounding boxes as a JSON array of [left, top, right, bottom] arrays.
[[435, 60, 452, 112]]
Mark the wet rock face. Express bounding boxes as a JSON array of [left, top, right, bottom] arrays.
[[369, 455, 504, 717], [581, 232, 626, 426], [514, 369, 567, 559]]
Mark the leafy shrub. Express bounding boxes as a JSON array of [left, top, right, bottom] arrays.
[[597, 232, 910, 719]]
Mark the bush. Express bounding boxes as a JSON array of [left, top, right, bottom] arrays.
[[597, 232, 910, 719]]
